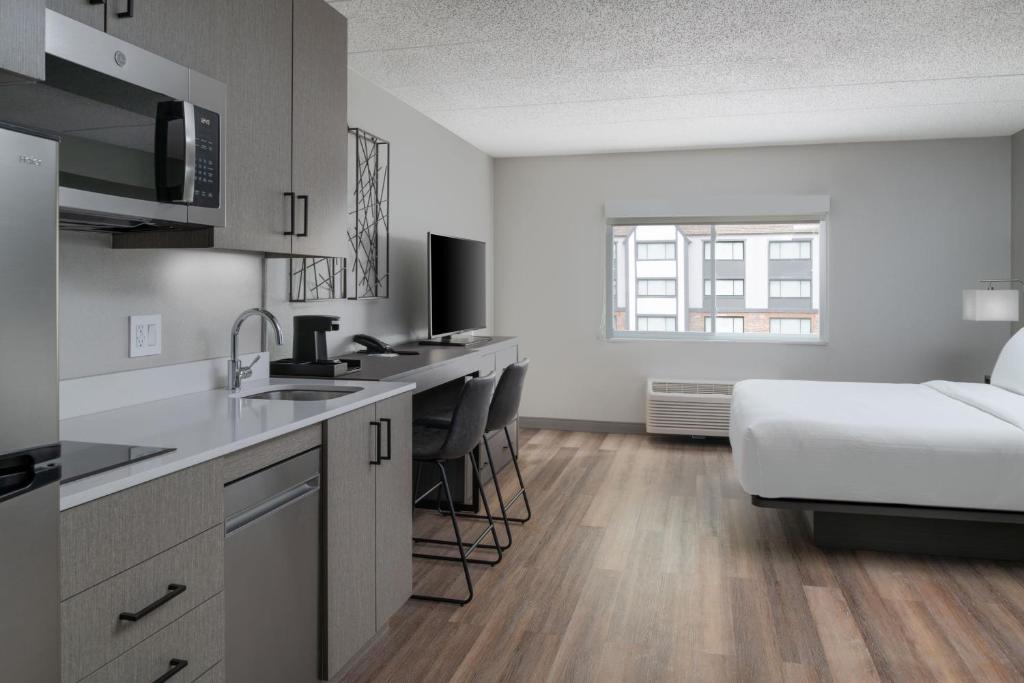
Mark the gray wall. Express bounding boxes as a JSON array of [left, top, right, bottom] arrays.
[[59, 69, 493, 379], [494, 138, 1014, 424], [1013, 129, 1024, 334], [59, 233, 262, 379], [264, 70, 494, 358]]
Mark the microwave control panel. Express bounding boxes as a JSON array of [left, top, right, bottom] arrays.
[[192, 106, 220, 208]]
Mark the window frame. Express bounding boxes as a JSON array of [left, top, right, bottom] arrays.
[[636, 315, 677, 332], [636, 278, 677, 297], [606, 218, 828, 344], [768, 279, 812, 299], [636, 241, 676, 261], [768, 240, 812, 260], [704, 315, 745, 333], [769, 317, 813, 335]]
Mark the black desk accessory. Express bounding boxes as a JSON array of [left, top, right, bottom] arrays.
[[294, 315, 339, 363], [353, 333, 419, 356], [269, 357, 360, 378]]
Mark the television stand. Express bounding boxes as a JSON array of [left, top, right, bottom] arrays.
[[419, 335, 492, 347]]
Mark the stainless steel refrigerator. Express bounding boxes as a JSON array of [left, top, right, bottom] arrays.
[[0, 122, 61, 682]]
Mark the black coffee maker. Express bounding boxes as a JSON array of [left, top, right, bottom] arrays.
[[293, 315, 340, 363]]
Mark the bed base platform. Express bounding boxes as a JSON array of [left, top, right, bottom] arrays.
[[752, 495, 1024, 561]]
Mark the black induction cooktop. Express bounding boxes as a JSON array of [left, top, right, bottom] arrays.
[[59, 441, 175, 484]]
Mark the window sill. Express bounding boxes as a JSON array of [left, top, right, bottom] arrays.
[[605, 333, 828, 346]]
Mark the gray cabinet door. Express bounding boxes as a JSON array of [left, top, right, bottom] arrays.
[[1, 0, 45, 82], [45, 0, 104, 31], [323, 405, 377, 679], [290, 0, 347, 257], [213, 0, 293, 254], [104, 0, 227, 80], [374, 394, 412, 630]]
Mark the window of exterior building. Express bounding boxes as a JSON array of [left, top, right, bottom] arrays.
[[703, 240, 744, 260], [705, 316, 744, 333], [637, 316, 676, 331], [769, 279, 812, 298], [769, 241, 812, 260], [637, 242, 676, 260], [703, 279, 744, 296], [770, 318, 812, 335], [608, 221, 824, 340], [637, 279, 677, 296]]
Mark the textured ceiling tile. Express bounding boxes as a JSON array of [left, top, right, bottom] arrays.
[[332, 0, 1024, 156]]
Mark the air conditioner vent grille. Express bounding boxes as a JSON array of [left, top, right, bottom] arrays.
[[646, 378, 736, 437]]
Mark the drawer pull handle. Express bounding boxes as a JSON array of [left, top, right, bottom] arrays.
[[119, 583, 187, 622], [380, 417, 392, 460], [153, 659, 188, 683], [370, 421, 382, 465]]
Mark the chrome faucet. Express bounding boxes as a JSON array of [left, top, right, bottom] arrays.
[[228, 308, 285, 392]]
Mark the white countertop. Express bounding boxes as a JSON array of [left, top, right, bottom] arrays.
[[59, 377, 415, 510]]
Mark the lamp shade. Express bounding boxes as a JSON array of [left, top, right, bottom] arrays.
[[963, 288, 1019, 321]]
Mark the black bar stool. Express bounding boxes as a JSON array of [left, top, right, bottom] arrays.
[[422, 359, 532, 550], [411, 373, 501, 606]]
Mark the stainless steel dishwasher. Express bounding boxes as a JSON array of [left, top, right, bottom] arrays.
[[225, 448, 321, 683]]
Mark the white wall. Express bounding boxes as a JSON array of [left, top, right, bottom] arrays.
[[494, 138, 1013, 424], [264, 70, 494, 357], [59, 69, 493, 380], [1013, 129, 1024, 334]]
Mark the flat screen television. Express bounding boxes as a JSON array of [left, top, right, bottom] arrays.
[[426, 233, 486, 343]]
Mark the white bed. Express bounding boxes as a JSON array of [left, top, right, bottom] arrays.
[[731, 330, 1024, 513]]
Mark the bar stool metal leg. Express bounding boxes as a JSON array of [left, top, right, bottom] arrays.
[[409, 458, 501, 565], [411, 461, 475, 605], [449, 439, 513, 549], [502, 425, 532, 524]]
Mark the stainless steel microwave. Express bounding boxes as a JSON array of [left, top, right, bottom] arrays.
[[0, 11, 226, 231]]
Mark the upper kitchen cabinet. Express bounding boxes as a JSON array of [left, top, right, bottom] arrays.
[[212, 0, 295, 255], [45, 0, 104, 30], [103, 0, 228, 82], [291, 0, 348, 258], [1, 0, 45, 82]]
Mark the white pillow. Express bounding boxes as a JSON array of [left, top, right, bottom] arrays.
[[991, 327, 1024, 396]]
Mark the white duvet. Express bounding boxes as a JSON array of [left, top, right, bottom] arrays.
[[730, 379, 1024, 512]]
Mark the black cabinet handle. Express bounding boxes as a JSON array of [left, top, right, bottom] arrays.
[[380, 418, 392, 460], [283, 192, 295, 235], [116, 0, 133, 17], [89, 0, 103, 5], [297, 195, 309, 237], [119, 583, 186, 622], [370, 421, 382, 464], [153, 659, 188, 683]]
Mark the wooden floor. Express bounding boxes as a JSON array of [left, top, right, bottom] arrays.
[[341, 429, 1024, 682]]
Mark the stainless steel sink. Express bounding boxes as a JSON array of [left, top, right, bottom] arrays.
[[244, 388, 362, 401]]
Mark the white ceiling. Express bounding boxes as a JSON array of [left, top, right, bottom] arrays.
[[330, 0, 1024, 158]]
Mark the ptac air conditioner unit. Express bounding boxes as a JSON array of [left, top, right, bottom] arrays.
[[645, 379, 735, 437]]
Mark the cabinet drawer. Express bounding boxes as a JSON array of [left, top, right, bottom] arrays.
[[80, 594, 224, 683], [495, 344, 518, 372], [62, 527, 224, 682], [61, 459, 223, 598]]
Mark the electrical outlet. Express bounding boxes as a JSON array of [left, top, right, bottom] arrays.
[[129, 314, 162, 357]]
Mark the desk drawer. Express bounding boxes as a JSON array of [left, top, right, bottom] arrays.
[[62, 527, 224, 682], [80, 594, 224, 683], [61, 459, 223, 598]]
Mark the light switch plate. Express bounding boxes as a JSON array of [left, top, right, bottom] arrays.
[[129, 314, 162, 357]]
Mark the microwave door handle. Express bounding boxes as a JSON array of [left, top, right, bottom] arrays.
[[181, 102, 196, 204]]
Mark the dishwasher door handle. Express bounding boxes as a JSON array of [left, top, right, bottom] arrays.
[[225, 477, 319, 535]]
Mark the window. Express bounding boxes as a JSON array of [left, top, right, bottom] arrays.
[[769, 241, 812, 260], [608, 221, 824, 340], [637, 242, 676, 260], [769, 279, 812, 298], [705, 316, 744, 333], [704, 279, 744, 296], [637, 316, 676, 332], [770, 318, 812, 335], [637, 279, 677, 296], [703, 240, 744, 260]]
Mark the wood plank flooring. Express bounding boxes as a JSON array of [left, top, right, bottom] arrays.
[[340, 429, 1024, 682]]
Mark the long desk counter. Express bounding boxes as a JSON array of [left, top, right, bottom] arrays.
[[339, 336, 520, 507]]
